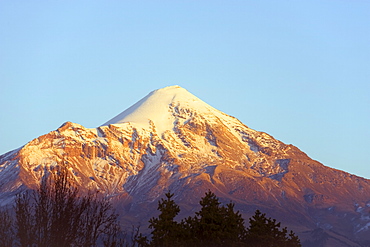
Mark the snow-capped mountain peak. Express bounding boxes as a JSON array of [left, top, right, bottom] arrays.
[[101, 85, 222, 135], [1, 85, 370, 245]]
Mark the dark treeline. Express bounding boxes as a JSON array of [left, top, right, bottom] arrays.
[[136, 191, 301, 247], [0, 168, 301, 247]]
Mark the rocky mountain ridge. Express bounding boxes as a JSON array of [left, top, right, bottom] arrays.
[[0, 86, 369, 246]]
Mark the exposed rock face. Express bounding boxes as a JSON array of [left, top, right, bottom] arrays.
[[0, 86, 369, 246]]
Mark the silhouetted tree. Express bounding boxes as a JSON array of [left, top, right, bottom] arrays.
[[246, 209, 301, 247], [138, 191, 301, 247], [102, 221, 126, 247], [0, 209, 14, 246], [186, 190, 246, 247], [138, 191, 247, 247], [222, 202, 248, 246], [15, 192, 34, 246], [14, 166, 121, 247], [140, 192, 182, 247]]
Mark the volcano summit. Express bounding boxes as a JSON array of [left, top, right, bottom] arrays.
[[0, 86, 369, 246]]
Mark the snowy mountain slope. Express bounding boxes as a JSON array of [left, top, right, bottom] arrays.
[[102, 86, 224, 132], [0, 85, 369, 246]]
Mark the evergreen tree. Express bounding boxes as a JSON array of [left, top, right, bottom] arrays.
[[246, 209, 301, 247], [193, 190, 223, 245], [136, 191, 302, 247], [222, 202, 247, 246], [147, 191, 181, 247], [184, 190, 246, 247]]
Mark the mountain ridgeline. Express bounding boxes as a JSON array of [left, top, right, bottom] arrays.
[[0, 86, 369, 246]]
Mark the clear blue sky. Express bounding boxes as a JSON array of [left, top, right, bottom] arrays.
[[1, 1, 369, 178]]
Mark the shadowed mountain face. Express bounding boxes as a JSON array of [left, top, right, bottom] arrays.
[[0, 86, 369, 246]]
